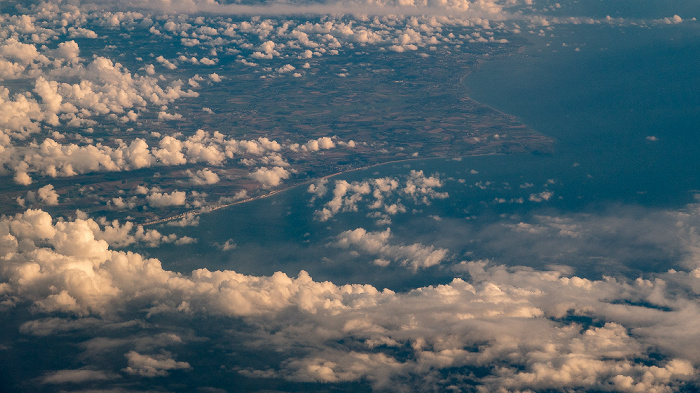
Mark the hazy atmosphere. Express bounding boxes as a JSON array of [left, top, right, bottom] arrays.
[[1, 0, 699, 391]]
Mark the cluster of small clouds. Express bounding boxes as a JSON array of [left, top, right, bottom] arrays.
[[145, 12, 513, 75], [72, 0, 697, 28], [82, 210, 196, 247], [469, 177, 557, 205], [1, 209, 699, 391], [17, 184, 60, 207], [3, 129, 351, 187], [43, 2, 524, 84], [1, 1, 684, 195], [118, 0, 516, 15], [127, 184, 211, 210], [308, 170, 448, 224], [27, 0, 686, 76], [0, 19, 234, 187], [335, 227, 449, 270], [0, 38, 202, 142]]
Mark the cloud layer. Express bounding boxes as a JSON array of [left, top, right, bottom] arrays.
[[1, 1, 699, 392], [1, 209, 699, 391]]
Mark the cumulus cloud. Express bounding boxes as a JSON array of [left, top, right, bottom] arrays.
[[304, 136, 336, 152], [157, 111, 183, 121], [147, 190, 187, 207], [2, 124, 357, 187], [155, 55, 177, 70], [90, 216, 193, 247], [2, 130, 308, 184], [310, 170, 448, 222], [0, 2, 528, 190], [335, 227, 449, 270], [0, 210, 700, 391], [0, 209, 391, 318], [0, 39, 199, 142], [250, 166, 290, 187], [24, 184, 60, 206], [187, 168, 220, 185], [36, 184, 59, 205], [656, 15, 683, 24]]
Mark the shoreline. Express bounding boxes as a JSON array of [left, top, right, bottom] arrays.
[[142, 152, 502, 226], [142, 65, 553, 227], [143, 61, 552, 227]]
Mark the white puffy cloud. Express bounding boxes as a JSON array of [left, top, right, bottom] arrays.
[[250, 166, 290, 187], [304, 136, 335, 152], [2, 138, 157, 182], [147, 190, 187, 207], [36, 184, 59, 205], [175, 236, 197, 245], [68, 27, 99, 38], [0, 86, 44, 140], [277, 63, 296, 73], [13, 168, 33, 185], [0, 209, 391, 318], [157, 111, 183, 120], [313, 179, 371, 221], [0, 30, 203, 144], [155, 55, 177, 70], [402, 169, 449, 203], [187, 168, 220, 185], [252, 40, 280, 59], [0, 4, 528, 188], [215, 239, 237, 251], [335, 227, 449, 270], [656, 15, 683, 24], [98, 0, 517, 17]]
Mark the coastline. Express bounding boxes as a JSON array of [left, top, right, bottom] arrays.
[[142, 69, 554, 227], [142, 60, 554, 227], [142, 152, 502, 226]]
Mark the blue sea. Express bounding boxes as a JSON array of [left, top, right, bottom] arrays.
[[150, 21, 700, 290], [465, 23, 700, 209]]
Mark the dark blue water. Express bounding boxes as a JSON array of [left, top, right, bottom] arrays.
[[464, 23, 700, 208]]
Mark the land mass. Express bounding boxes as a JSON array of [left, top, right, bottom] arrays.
[[0, 43, 553, 223]]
